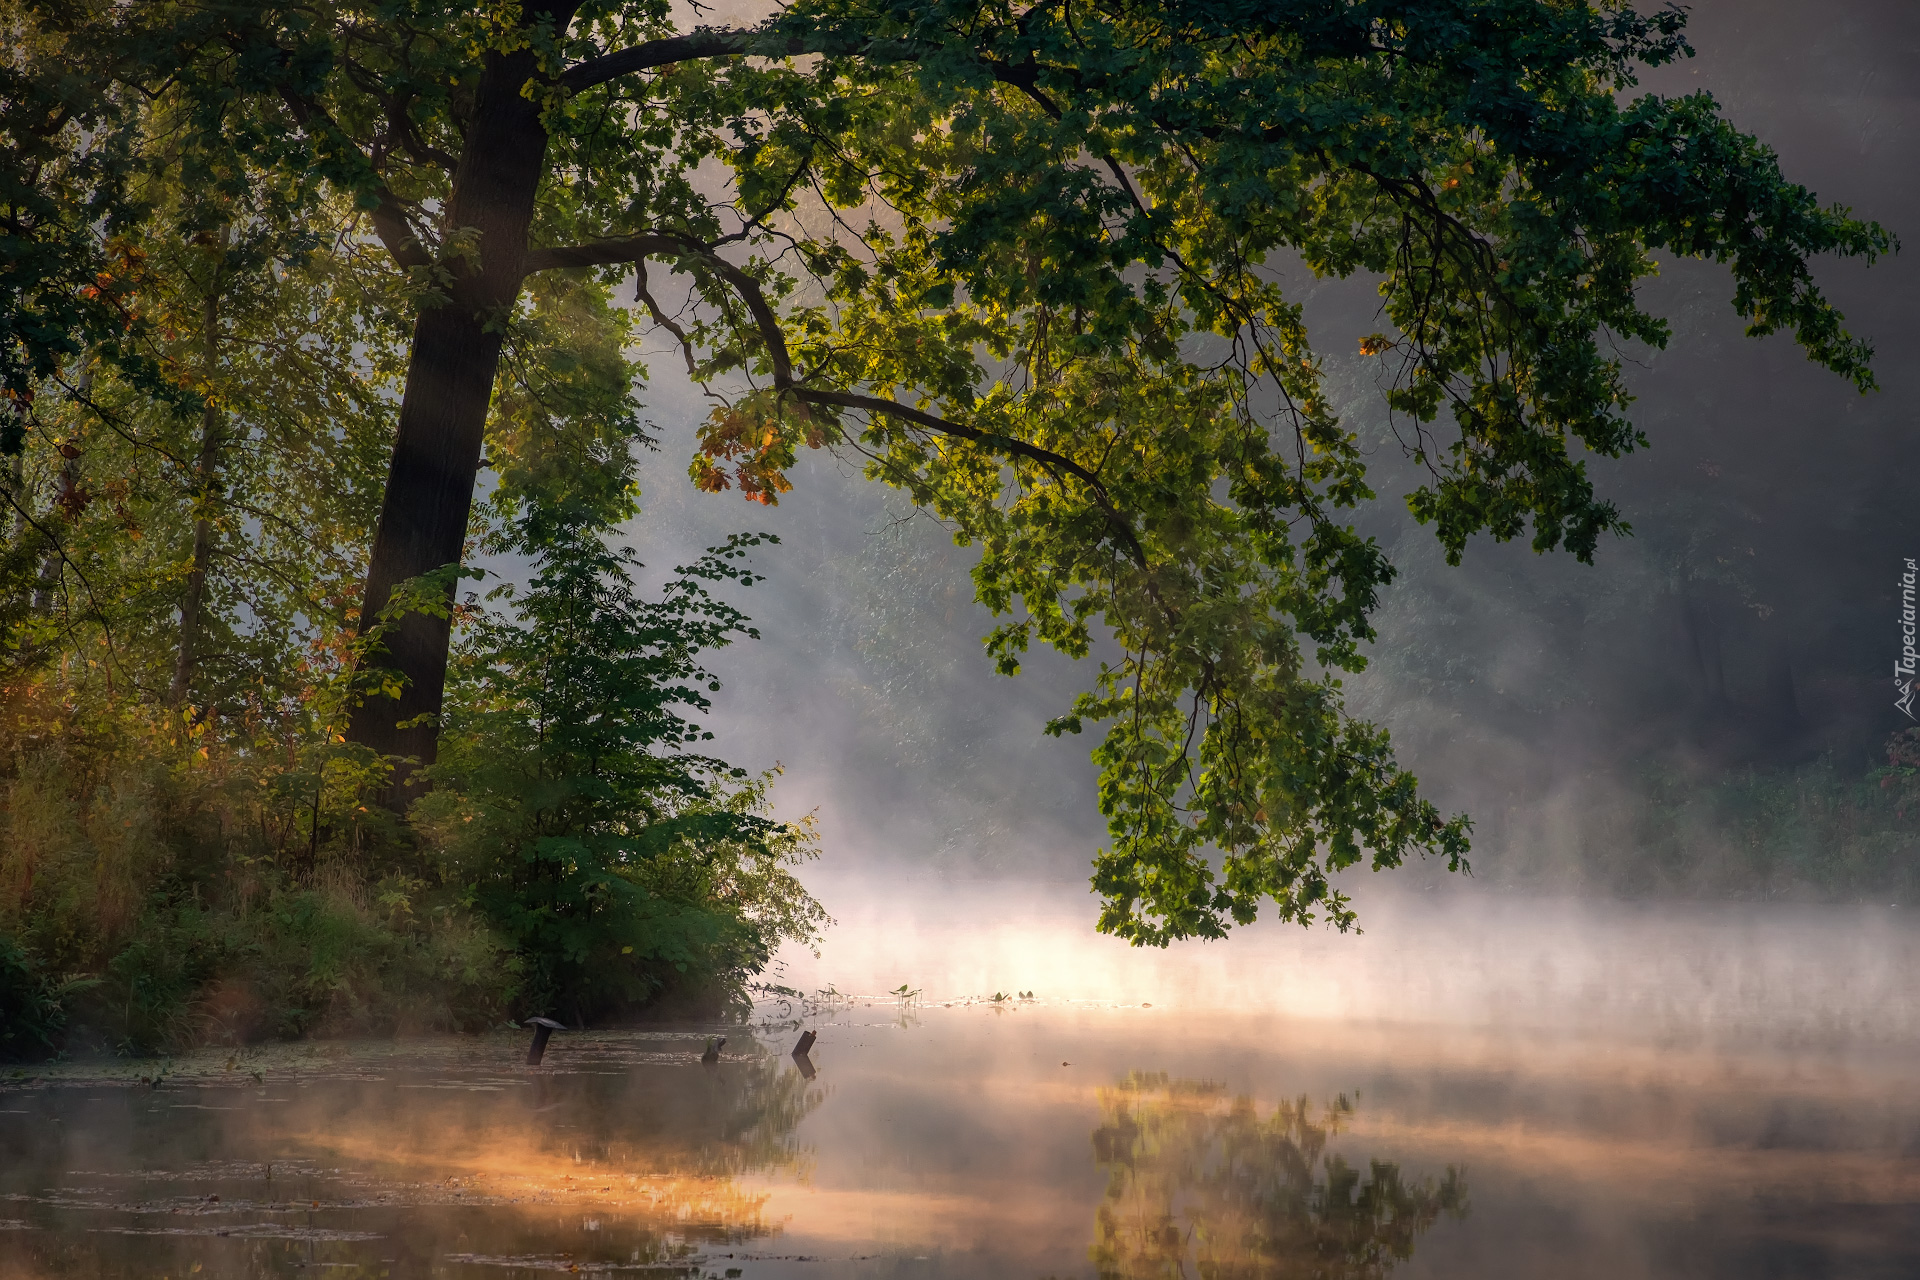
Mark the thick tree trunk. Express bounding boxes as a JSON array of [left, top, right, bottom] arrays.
[[169, 405, 219, 707], [31, 361, 87, 616], [172, 233, 225, 708], [346, 7, 574, 797], [1679, 585, 1727, 710]]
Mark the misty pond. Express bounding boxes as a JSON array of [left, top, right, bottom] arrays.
[[5, 888, 1920, 1280]]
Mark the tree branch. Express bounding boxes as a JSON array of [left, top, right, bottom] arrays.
[[521, 233, 688, 274], [783, 388, 1148, 570], [522, 232, 790, 382], [277, 87, 430, 270], [560, 23, 928, 93], [561, 27, 794, 93], [634, 261, 699, 379], [984, 57, 1064, 120], [524, 229, 1147, 564]]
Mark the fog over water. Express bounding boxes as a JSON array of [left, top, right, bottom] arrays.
[[10, 937, 1917, 1279], [771, 879, 1920, 1047]]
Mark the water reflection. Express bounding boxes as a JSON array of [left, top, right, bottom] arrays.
[[0, 1032, 821, 1277], [1090, 1074, 1465, 1279], [6, 1006, 1919, 1278]]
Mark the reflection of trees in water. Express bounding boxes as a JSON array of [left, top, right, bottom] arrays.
[[538, 1047, 826, 1180], [1090, 1073, 1466, 1279], [0, 1050, 829, 1276]]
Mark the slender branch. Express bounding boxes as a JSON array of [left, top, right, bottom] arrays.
[[276, 88, 431, 270], [523, 229, 1146, 564], [381, 93, 459, 173], [522, 231, 790, 382], [561, 28, 792, 93], [634, 261, 699, 379], [0, 483, 127, 686], [782, 387, 1147, 569]]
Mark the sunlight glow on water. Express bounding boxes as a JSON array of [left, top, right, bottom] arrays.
[[776, 878, 1920, 1044], [5, 893, 1919, 1278]]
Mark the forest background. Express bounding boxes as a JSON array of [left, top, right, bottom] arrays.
[[3, 0, 1918, 1061]]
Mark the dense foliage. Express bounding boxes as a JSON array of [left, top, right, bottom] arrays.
[[416, 513, 822, 1026], [0, 0, 1893, 1049], [0, 54, 822, 1054], [604, 0, 1882, 939]]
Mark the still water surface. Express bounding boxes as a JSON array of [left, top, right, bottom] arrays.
[[7, 892, 1920, 1278], [3, 998, 1918, 1278]]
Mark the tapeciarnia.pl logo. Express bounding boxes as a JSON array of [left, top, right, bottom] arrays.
[[1899, 558, 1917, 719]]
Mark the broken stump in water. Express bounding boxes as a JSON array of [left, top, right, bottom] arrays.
[[524, 1017, 566, 1066], [700, 1036, 725, 1065], [791, 1030, 818, 1078]]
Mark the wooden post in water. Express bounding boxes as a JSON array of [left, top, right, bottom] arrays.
[[525, 1017, 566, 1066]]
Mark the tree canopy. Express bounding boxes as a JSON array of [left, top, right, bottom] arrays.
[[0, 0, 1890, 948]]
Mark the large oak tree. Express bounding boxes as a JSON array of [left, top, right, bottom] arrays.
[[8, 0, 1891, 942]]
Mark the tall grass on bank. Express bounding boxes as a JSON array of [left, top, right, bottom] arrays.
[[0, 677, 820, 1060], [0, 685, 492, 1057], [0, 509, 827, 1060]]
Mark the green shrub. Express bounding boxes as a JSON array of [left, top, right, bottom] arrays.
[[0, 933, 72, 1060], [416, 511, 824, 1025]]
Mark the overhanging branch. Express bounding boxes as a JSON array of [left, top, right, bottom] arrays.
[[522, 229, 1146, 565], [561, 27, 795, 93], [786, 386, 1149, 569], [522, 231, 790, 382], [521, 233, 688, 274], [560, 23, 927, 93]]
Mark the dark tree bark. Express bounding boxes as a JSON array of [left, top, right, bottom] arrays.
[[1679, 585, 1728, 712], [346, 4, 578, 794], [1760, 638, 1804, 747], [171, 228, 226, 708]]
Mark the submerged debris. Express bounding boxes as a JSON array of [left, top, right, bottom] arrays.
[[525, 1017, 568, 1066]]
